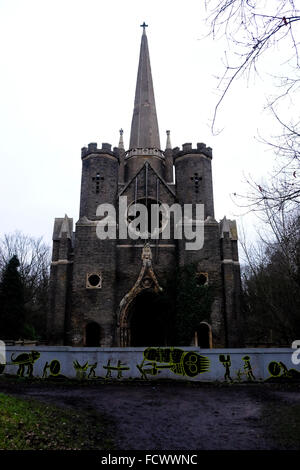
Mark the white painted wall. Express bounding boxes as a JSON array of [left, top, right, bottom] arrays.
[[1, 347, 299, 382]]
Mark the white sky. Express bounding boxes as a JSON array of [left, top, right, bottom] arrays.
[[0, 0, 289, 252]]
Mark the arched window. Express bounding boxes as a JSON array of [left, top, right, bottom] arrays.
[[85, 322, 101, 347], [127, 198, 166, 238]]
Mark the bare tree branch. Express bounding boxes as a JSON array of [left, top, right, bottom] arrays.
[[205, 0, 300, 132]]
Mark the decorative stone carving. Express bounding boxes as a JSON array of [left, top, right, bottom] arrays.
[[118, 243, 162, 346]]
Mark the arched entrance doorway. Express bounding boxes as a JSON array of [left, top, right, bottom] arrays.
[[118, 243, 166, 346], [128, 290, 169, 347], [85, 322, 101, 346], [196, 322, 212, 348]]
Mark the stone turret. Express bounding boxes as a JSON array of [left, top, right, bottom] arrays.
[[219, 217, 242, 347], [79, 142, 119, 220], [48, 215, 73, 345], [174, 142, 214, 219]]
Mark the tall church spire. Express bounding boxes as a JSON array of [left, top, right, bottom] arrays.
[[129, 24, 161, 150]]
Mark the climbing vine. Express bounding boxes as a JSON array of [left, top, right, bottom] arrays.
[[157, 263, 214, 345]]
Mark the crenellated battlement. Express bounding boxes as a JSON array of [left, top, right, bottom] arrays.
[[173, 142, 212, 159], [81, 142, 119, 159]]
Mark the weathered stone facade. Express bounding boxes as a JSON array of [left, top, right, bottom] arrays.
[[48, 26, 242, 348]]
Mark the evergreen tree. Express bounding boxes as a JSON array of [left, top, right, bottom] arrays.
[[0, 255, 25, 339]]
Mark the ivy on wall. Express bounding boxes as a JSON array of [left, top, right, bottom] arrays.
[[156, 263, 214, 345]]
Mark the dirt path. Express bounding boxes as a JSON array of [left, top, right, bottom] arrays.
[[0, 380, 297, 450]]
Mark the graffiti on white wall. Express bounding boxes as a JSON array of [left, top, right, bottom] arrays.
[[0, 348, 299, 382], [266, 361, 300, 381], [218, 354, 257, 383], [137, 347, 210, 379]]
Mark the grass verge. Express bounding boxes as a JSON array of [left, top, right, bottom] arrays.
[[0, 393, 115, 450]]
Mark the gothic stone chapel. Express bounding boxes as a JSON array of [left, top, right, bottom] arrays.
[[48, 25, 241, 349]]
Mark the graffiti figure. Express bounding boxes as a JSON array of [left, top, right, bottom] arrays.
[[137, 347, 210, 379], [42, 360, 65, 379], [73, 360, 89, 380], [219, 354, 233, 382], [11, 351, 40, 378], [242, 355, 255, 381], [136, 358, 170, 379], [73, 360, 99, 380], [267, 361, 300, 381], [88, 362, 98, 379], [42, 361, 49, 378], [236, 369, 243, 383], [103, 359, 130, 379], [268, 361, 288, 378]]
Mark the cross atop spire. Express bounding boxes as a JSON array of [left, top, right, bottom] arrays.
[[140, 22, 148, 34]]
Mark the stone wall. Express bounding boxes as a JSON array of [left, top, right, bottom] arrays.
[[1, 347, 299, 383]]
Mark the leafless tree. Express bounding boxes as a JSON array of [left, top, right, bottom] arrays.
[[231, 107, 300, 210], [0, 231, 50, 305], [204, 2, 300, 343], [205, 0, 300, 131], [239, 203, 300, 344], [204, 1, 300, 209]]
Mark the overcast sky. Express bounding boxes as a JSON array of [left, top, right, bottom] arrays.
[[0, 0, 289, 253]]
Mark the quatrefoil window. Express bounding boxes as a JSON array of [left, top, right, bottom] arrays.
[[92, 173, 104, 194], [190, 173, 202, 194]]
